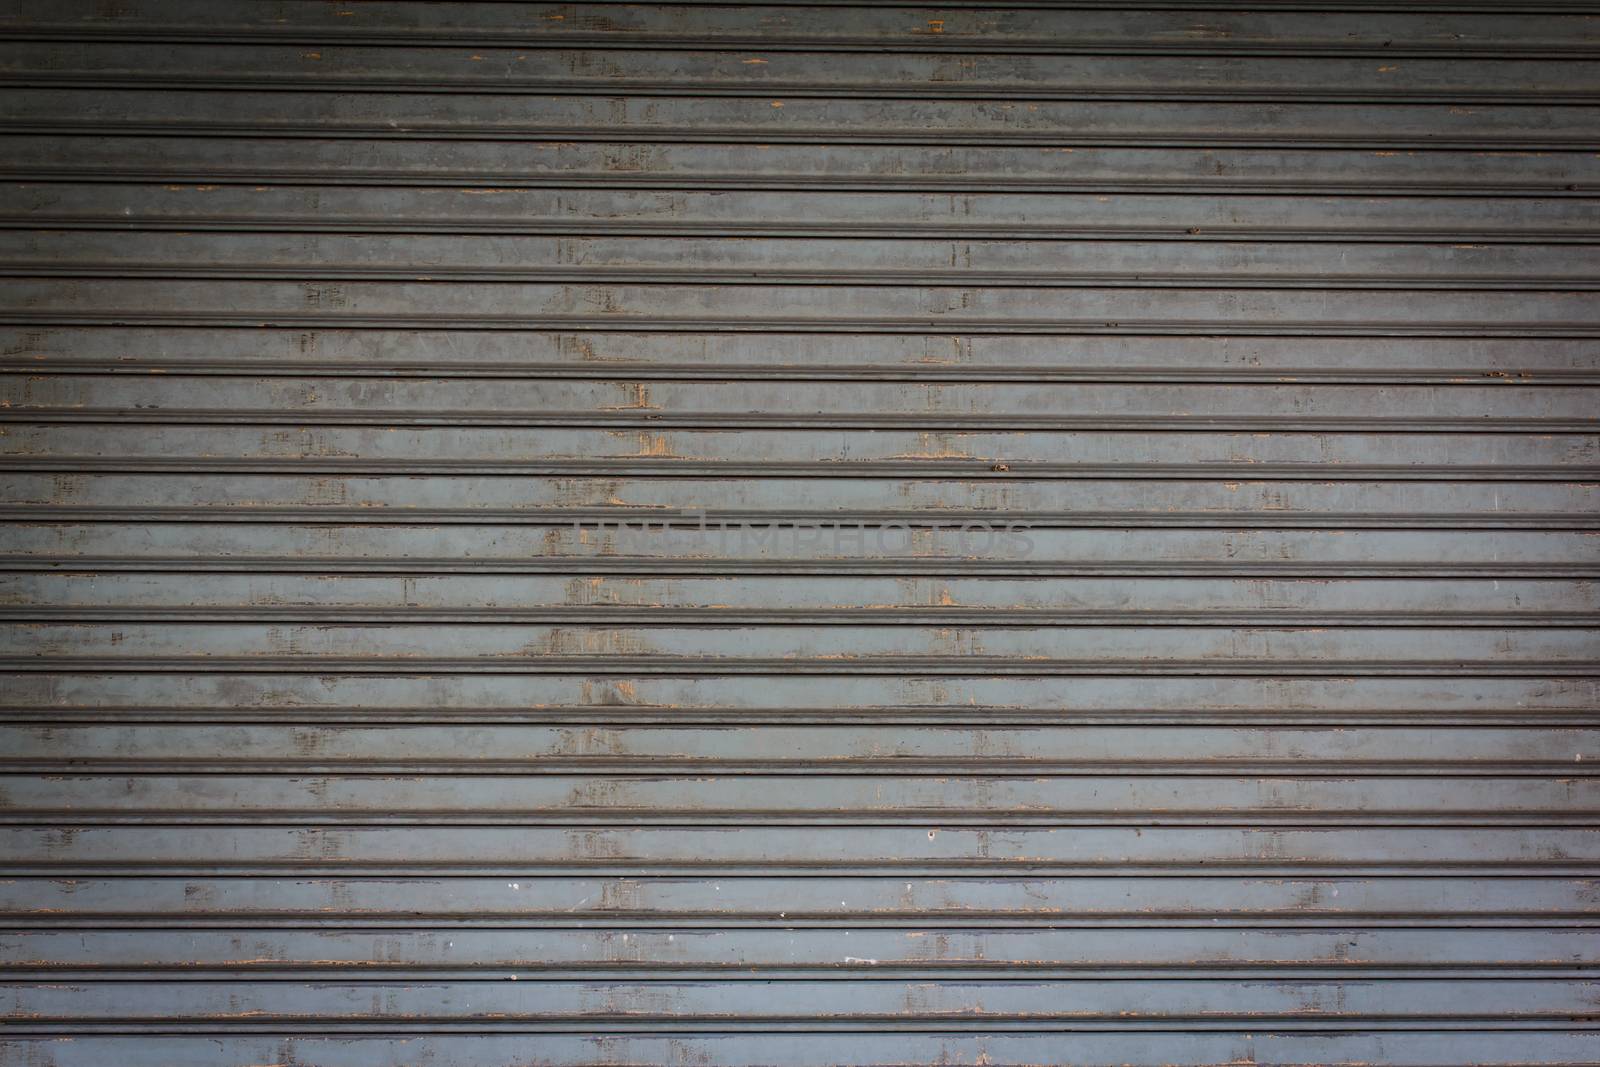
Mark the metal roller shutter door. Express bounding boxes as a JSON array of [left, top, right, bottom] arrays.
[[0, 2, 1596, 1064]]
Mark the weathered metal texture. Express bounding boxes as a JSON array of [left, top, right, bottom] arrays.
[[0, 3, 1596, 1066]]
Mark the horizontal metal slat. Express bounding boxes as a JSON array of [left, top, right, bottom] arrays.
[[5, 622, 1595, 674], [6, 280, 1598, 334], [8, 185, 1600, 243], [6, 875, 1593, 924], [6, 137, 1595, 195], [0, 311, 1487, 378], [1, 826, 1599, 877], [6, 231, 1598, 290], [6, 474, 1594, 528], [6, 377, 1594, 426], [1, 1033, 1594, 1067], [5, 977, 1596, 1029], [2, 575, 1590, 626], [3, 328, 1594, 382], [9, 673, 1589, 725], [5, 775, 1596, 824], [4, 724, 1591, 770], [0, 574, 1592, 631], [7, 426, 1596, 481], [3, 526, 1595, 580], [5, 2, 1599, 56], [5, 44, 1600, 103], [3, 926, 1596, 970], [6, 90, 1599, 148]]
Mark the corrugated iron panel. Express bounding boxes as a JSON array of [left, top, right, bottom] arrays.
[[0, 2, 1595, 1064]]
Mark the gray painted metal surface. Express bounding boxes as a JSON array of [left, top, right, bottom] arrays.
[[0, 2, 1596, 1064]]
